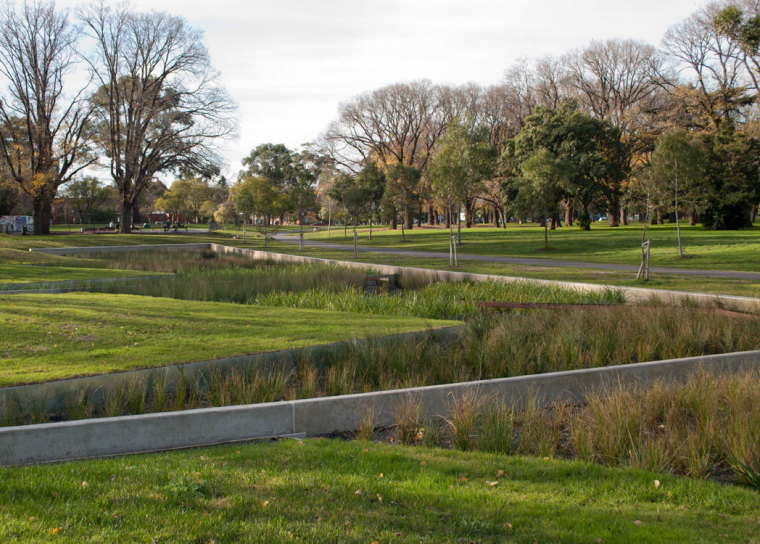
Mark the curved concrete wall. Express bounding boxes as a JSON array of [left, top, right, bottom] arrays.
[[1, 349, 758, 465], [30, 242, 760, 313]]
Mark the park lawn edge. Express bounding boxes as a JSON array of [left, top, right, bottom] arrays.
[[0, 292, 460, 387], [0, 439, 757, 543]]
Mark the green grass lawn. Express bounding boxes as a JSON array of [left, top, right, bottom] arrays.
[[0, 263, 160, 286], [0, 293, 458, 386], [4, 227, 760, 296], [307, 224, 760, 271], [0, 439, 757, 543]]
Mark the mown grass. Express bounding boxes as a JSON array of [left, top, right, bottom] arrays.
[[424, 370, 760, 488], [0, 292, 458, 386], [10, 304, 760, 428], [0, 263, 159, 287], [0, 439, 757, 543], [4, 228, 760, 295], [306, 223, 760, 271]]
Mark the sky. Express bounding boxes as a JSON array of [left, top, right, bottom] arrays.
[[56, 0, 705, 179]]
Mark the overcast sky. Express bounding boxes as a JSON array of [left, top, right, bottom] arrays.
[[58, 0, 704, 178]]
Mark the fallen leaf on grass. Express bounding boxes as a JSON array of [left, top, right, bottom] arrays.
[[378, 473, 383, 479], [634, 520, 642, 526], [52, 528, 61, 535], [354, 489, 362, 495], [458, 476, 469, 483], [595, 538, 603, 543], [485, 481, 499, 487], [496, 469, 505, 479], [376, 494, 383, 502], [654, 480, 661, 489], [503, 522, 513, 529]]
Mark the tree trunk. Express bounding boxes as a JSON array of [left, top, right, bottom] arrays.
[[133, 202, 142, 226], [428, 205, 436, 225], [31, 189, 54, 235], [564, 199, 574, 227], [445, 209, 451, 228], [620, 207, 628, 226], [405, 208, 414, 230], [465, 198, 473, 228], [688, 208, 697, 226], [492, 204, 500, 228], [120, 198, 134, 234], [608, 199, 620, 227]]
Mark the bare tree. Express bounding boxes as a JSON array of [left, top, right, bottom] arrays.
[[501, 60, 538, 131], [565, 39, 666, 132], [0, 0, 95, 234], [564, 39, 667, 225], [80, 3, 236, 233], [534, 56, 570, 110], [322, 80, 445, 173], [663, 5, 749, 127]]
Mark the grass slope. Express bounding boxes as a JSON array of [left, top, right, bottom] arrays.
[[0, 293, 458, 386], [307, 224, 760, 271], [0, 263, 159, 286], [0, 439, 757, 543]]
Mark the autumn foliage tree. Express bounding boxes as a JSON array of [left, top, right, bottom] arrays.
[[80, 3, 235, 233], [0, 1, 95, 234]]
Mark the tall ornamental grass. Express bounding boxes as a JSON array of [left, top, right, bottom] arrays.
[[430, 370, 760, 488]]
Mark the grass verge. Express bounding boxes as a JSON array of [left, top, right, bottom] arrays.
[[0, 292, 458, 386], [7, 305, 760, 427], [306, 223, 760, 271], [0, 439, 757, 543]]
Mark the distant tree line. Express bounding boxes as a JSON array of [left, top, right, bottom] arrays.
[[286, 0, 760, 236]]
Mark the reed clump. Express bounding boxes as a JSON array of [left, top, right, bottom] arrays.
[[424, 370, 760, 488]]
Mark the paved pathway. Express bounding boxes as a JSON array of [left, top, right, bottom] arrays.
[[273, 233, 760, 281]]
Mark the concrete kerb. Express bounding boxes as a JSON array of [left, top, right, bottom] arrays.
[[0, 326, 463, 415], [1, 349, 759, 465], [208, 243, 760, 313]]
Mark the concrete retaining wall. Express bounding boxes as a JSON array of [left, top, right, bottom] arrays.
[[209, 244, 760, 313], [0, 327, 462, 414], [2, 349, 758, 465], [31, 242, 760, 312]]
